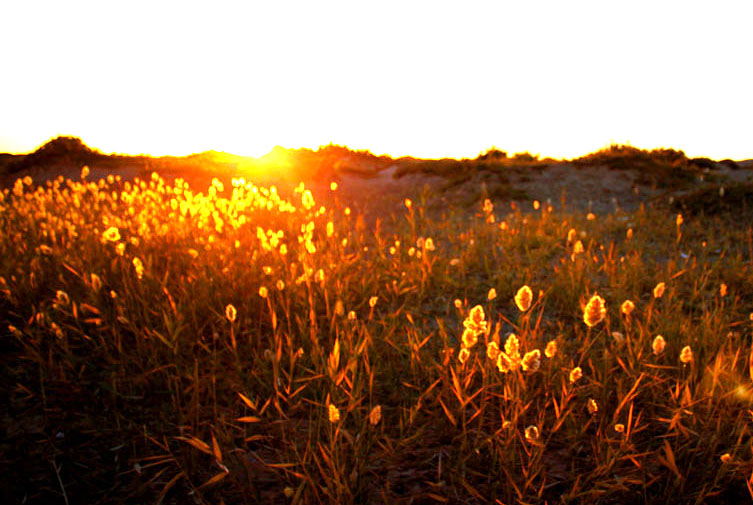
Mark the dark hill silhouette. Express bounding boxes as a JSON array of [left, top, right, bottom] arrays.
[[6, 136, 106, 173]]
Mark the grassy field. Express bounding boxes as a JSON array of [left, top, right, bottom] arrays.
[[2, 168, 753, 504]]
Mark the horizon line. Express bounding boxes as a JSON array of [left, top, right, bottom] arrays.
[[1, 135, 751, 163]]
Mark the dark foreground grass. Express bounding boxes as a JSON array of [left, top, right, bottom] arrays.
[[1, 170, 753, 504]]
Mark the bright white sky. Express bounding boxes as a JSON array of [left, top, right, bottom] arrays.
[[1, 0, 751, 160]]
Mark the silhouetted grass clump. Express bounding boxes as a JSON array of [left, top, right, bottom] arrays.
[[572, 144, 703, 189]]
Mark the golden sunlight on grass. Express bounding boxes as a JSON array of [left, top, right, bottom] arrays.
[[1, 166, 753, 504]]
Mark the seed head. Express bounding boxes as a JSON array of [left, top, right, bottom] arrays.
[[487, 341, 500, 360], [225, 304, 237, 323], [544, 340, 557, 358], [522, 349, 541, 372], [369, 405, 382, 426], [652, 335, 666, 355], [587, 398, 598, 415], [524, 425, 539, 442], [569, 367, 583, 384], [328, 404, 340, 423], [458, 347, 470, 364], [621, 300, 635, 316], [680, 345, 693, 364], [102, 226, 121, 242], [583, 294, 606, 327], [653, 282, 666, 299], [514, 285, 533, 312], [461, 328, 478, 349]]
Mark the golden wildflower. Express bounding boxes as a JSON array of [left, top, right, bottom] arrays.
[[132, 257, 144, 280], [680, 345, 693, 364], [487, 341, 500, 360], [330, 181, 338, 191], [463, 305, 487, 335], [524, 425, 539, 442], [328, 404, 340, 423], [533, 200, 540, 210], [720, 283, 727, 297], [461, 328, 478, 349], [614, 423, 625, 433], [544, 340, 557, 358], [326, 221, 334, 238], [504, 333, 520, 358], [567, 228, 577, 243], [102, 226, 121, 242], [225, 304, 237, 323], [424, 238, 435, 251], [621, 299, 635, 316], [56, 290, 69, 306], [496, 334, 522, 373], [653, 282, 666, 299], [369, 296, 379, 308], [521, 349, 541, 372], [276, 280, 285, 291], [408, 247, 415, 257], [38, 245, 53, 255], [116, 243, 126, 256], [497, 352, 514, 373], [487, 288, 497, 301], [514, 285, 533, 312], [369, 405, 382, 426], [334, 300, 345, 316], [583, 294, 606, 327], [587, 398, 598, 415], [259, 286, 268, 298], [454, 299, 463, 309], [569, 367, 583, 384], [404, 198, 412, 209], [652, 335, 666, 355], [483, 198, 493, 214], [720, 453, 732, 464], [188, 248, 199, 259], [344, 207, 351, 216], [573, 240, 584, 254], [626, 228, 633, 240], [81, 165, 90, 179], [676, 213, 683, 227], [347, 310, 356, 321], [458, 347, 470, 364]]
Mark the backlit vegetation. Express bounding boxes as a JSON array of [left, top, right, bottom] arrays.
[[1, 168, 753, 503]]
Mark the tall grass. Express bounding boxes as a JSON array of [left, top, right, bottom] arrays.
[[1, 170, 752, 504]]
